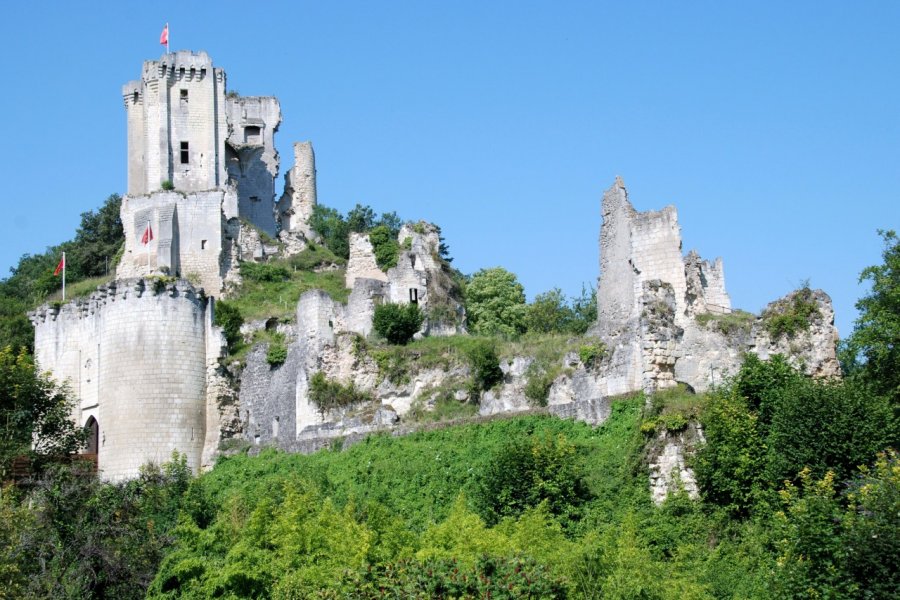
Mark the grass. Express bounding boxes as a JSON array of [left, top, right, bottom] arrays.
[[695, 309, 756, 336], [228, 260, 348, 321], [641, 384, 706, 435], [45, 274, 114, 304], [406, 385, 479, 423], [761, 286, 820, 339]]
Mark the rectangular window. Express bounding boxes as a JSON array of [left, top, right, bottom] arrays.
[[180, 142, 189, 164], [180, 89, 188, 102], [409, 288, 418, 304], [201, 240, 207, 250]]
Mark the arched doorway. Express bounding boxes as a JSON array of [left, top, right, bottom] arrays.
[[85, 416, 99, 455]]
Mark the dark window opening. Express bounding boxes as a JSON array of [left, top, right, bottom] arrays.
[[244, 125, 261, 144], [409, 288, 418, 304], [180, 142, 189, 164], [132, 91, 139, 103], [180, 89, 188, 102], [250, 196, 260, 203], [201, 239, 207, 250]]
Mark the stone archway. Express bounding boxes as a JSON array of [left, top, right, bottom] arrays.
[[85, 416, 99, 455]]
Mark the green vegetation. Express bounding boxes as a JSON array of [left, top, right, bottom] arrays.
[[840, 229, 900, 404], [526, 285, 597, 335], [695, 309, 756, 336], [308, 371, 373, 412], [161, 179, 175, 191], [761, 284, 821, 338], [466, 267, 528, 337], [265, 332, 288, 367], [465, 339, 503, 394], [578, 341, 606, 367], [372, 302, 425, 345], [227, 256, 348, 322], [212, 300, 243, 351], [368, 224, 401, 270], [309, 203, 402, 260]]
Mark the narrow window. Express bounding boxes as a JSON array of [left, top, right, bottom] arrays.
[[244, 125, 261, 144], [132, 91, 139, 104], [180, 89, 188, 102], [409, 288, 418, 304], [250, 196, 260, 203], [201, 240, 207, 250], [180, 141, 189, 164]]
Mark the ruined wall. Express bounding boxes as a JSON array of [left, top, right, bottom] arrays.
[[345, 233, 389, 288], [278, 142, 317, 240], [225, 96, 282, 236], [123, 51, 227, 195], [31, 279, 210, 481]]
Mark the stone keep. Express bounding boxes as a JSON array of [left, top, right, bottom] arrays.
[[119, 51, 304, 293]]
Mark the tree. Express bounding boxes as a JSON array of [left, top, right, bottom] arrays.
[[841, 230, 900, 404], [373, 303, 424, 345], [0, 347, 85, 479], [466, 267, 527, 337]]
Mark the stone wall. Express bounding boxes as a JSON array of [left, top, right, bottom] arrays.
[[117, 190, 231, 294], [278, 142, 317, 241], [30, 279, 210, 481]]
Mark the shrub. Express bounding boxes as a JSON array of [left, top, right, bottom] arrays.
[[213, 300, 243, 349], [578, 342, 606, 367], [307, 371, 371, 412], [373, 302, 425, 345], [762, 285, 820, 339], [474, 435, 590, 526], [266, 333, 288, 367], [466, 340, 503, 394], [368, 225, 400, 271], [161, 180, 175, 191], [524, 363, 560, 407], [240, 262, 290, 283]]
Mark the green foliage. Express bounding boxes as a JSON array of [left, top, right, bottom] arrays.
[[239, 261, 291, 282], [841, 229, 900, 403], [406, 388, 479, 423], [161, 179, 175, 191], [212, 300, 243, 351], [526, 285, 597, 335], [150, 275, 176, 295], [286, 244, 345, 271], [524, 362, 560, 406], [761, 284, 821, 339], [465, 339, 503, 393], [369, 225, 400, 271], [265, 333, 288, 367], [695, 309, 756, 336], [0, 347, 85, 479], [578, 341, 606, 367], [308, 371, 372, 412], [373, 302, 425, 345], [697, 354, 895, 517], [3, 452, 190, 599], [474, 435, 591, 527], [466, 267, 527, 337], [309, 203, 403, 259]]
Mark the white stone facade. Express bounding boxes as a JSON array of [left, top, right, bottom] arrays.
[[30, 279, 212, 481]]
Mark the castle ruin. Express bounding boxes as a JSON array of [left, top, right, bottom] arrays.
[[30, 51, 840, 484]]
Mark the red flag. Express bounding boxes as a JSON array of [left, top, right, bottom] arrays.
[[53, 255, 65, 276], [159, 24, 168, 46], [141, 223, 154, 245]]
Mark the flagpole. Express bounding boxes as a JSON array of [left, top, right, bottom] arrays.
[[62, 252, 66, 302]]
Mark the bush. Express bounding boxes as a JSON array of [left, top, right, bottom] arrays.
[[161, 180, 175, 191], [762, 285, 820, 338], [307, 371, 371, 412], [213, 300, 243, 350], [240, 262, 291, 283], [266, 333, 288, 367], [578, 342, 606, 367], [474, 435, 590, 526], [466, 340, 503, 394], [368, 225, 400, 271], [373, 303, 425, 345]]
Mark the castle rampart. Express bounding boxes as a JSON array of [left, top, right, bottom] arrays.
[[30, 279, 211, 480]]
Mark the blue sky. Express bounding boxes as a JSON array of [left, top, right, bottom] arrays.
[[0, 1, 897, 337]]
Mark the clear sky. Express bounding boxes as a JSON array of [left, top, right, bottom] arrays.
[[1, 1, 897, 337]]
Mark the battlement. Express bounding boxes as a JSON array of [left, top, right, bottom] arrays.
[[142, 50, 218, 82], [29, 278, 207, 327]]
